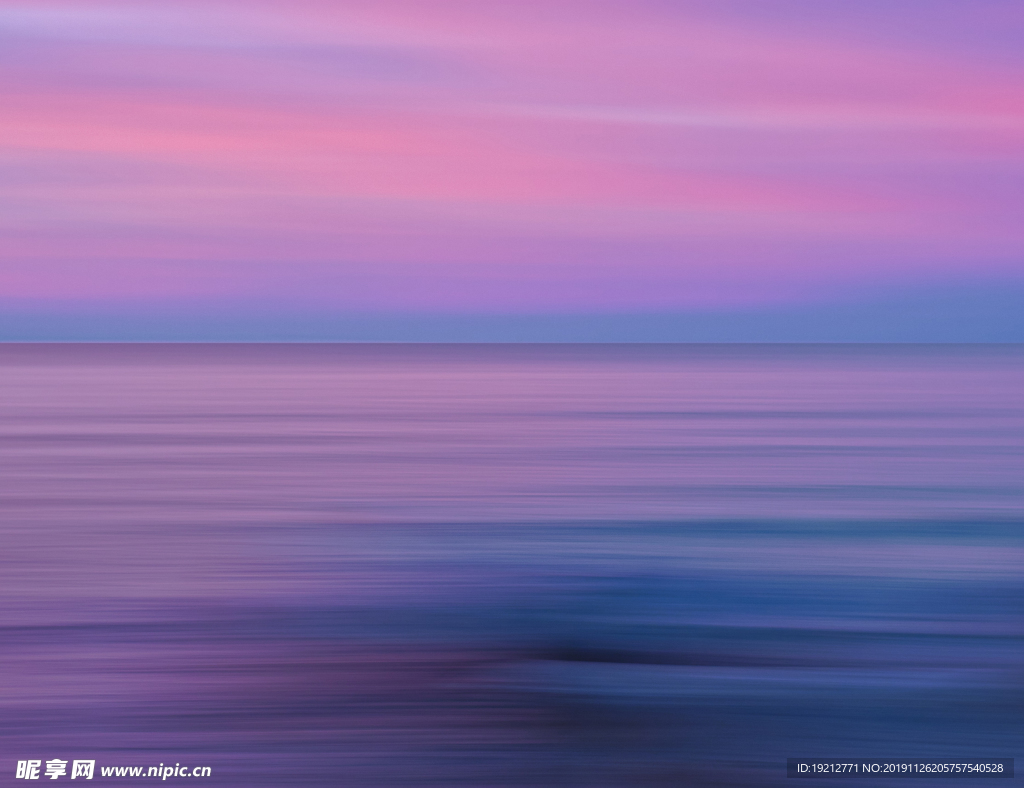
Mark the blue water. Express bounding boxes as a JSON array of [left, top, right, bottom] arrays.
[[1, 345, 1021, 786]]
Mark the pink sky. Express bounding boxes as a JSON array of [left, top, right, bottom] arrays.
[[2, 0, 1023, 320]]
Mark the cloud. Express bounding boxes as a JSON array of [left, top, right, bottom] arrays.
[[0, 0, 1022, 328]]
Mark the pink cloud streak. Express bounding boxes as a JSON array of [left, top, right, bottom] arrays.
[[1, 0, 1022, 313]]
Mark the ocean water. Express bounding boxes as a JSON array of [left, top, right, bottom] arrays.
[[1, 344, 1021, 786]]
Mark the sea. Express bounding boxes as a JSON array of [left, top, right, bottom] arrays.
[[1, 344, 1021, 786]]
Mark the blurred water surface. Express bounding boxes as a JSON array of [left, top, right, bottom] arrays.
[[1, 344, 1022, 786]]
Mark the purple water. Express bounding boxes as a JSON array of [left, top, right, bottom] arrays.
[[2, 344, 1022, 786]]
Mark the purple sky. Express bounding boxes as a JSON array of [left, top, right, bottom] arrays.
[[2, 0, 1023, 339]]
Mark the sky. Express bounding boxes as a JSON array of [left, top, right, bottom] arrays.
[[2, 0, 1023, 340]]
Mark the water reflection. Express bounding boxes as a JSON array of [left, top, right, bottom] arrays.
[[1, 345, 1021, 785]]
